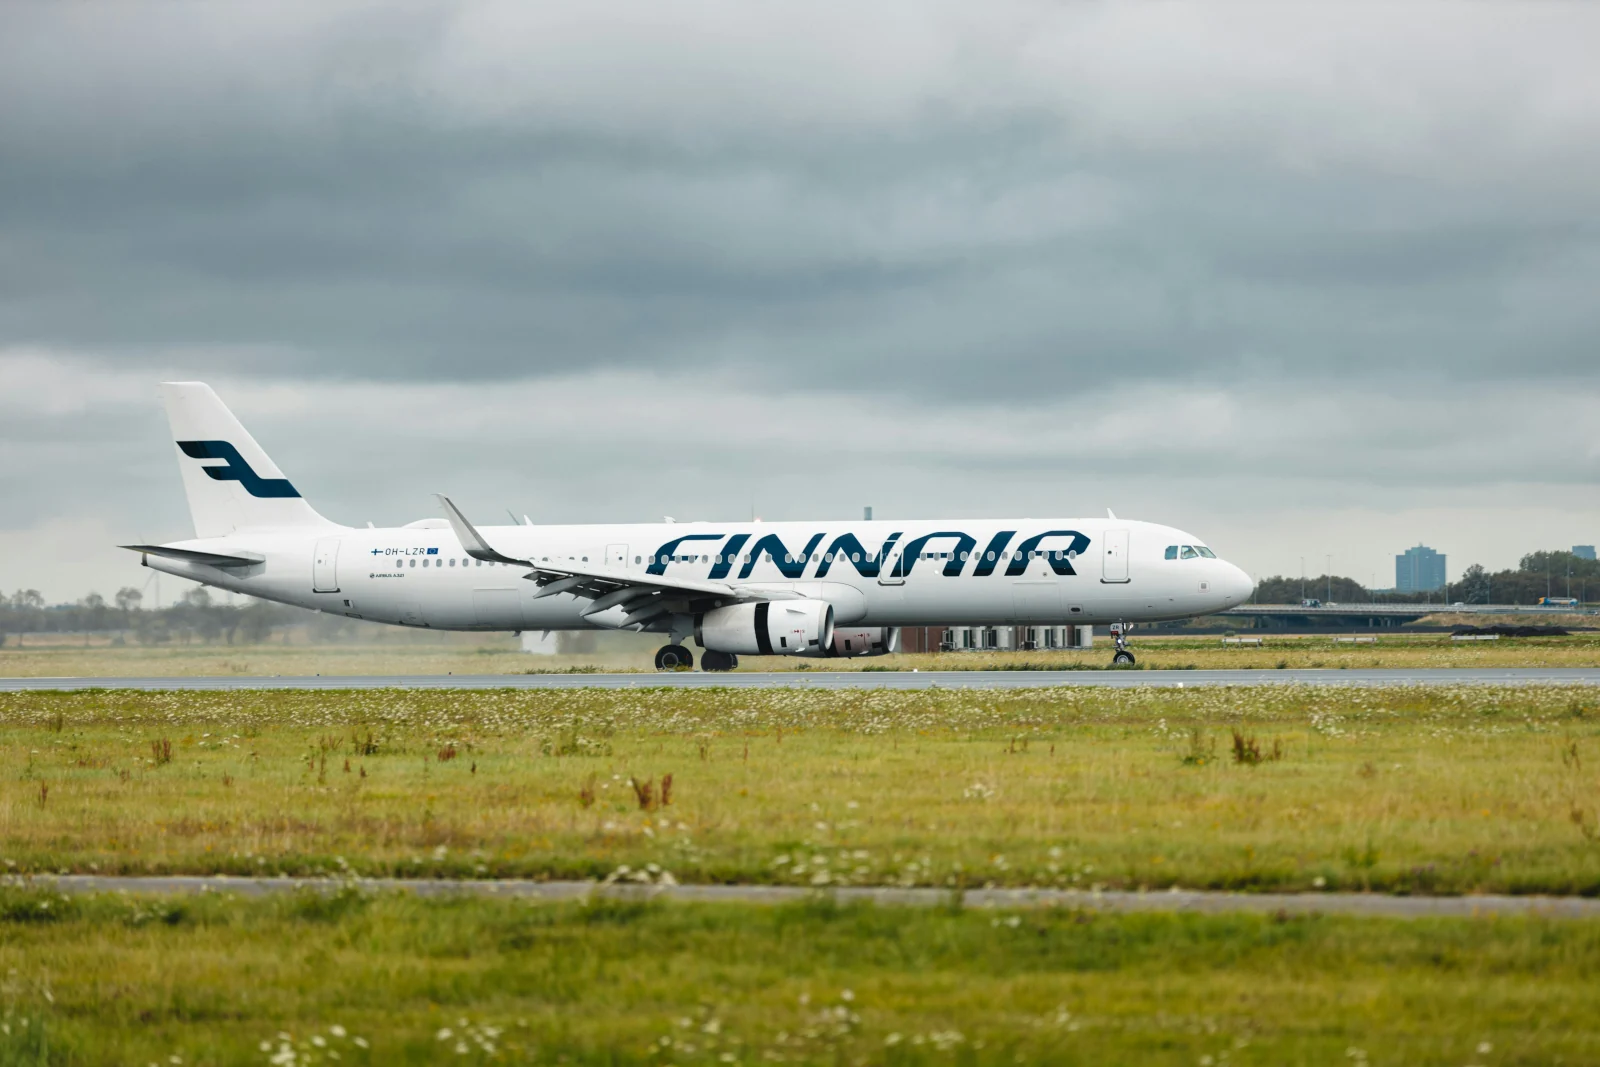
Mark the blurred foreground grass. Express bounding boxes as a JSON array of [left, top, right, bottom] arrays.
[[1, 888, 1597, 1065], [3, 686, 1599, 895]]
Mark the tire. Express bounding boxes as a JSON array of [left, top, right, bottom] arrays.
[[655, 644, 694, 671], [702, 650, 735, 672], [1112, 650, 1136, 667]]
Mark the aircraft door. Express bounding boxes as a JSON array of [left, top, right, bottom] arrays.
[[878, 547, 905, 585], [606, 543, 629, 569], [312, 538, 340, 592], [1102, 529, 1130, 583]]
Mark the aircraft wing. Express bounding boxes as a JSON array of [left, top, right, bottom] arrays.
[[436, 495, 790, 627]]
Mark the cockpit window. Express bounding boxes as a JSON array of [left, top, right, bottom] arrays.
[[1164, 546, 1178, 560], [1180, 546, 1199, 559], [1196, 546, 1216, 558]]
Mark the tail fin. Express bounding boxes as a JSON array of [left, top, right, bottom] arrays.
[[159, 382, 338, 537]]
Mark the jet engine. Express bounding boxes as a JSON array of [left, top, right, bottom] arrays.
[[823, 627, 898, 657], [696, 600, 835, 656]]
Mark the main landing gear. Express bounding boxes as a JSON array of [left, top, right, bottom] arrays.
[[654, 644, 695, 671], [1110, 622, 1136, 668], [701, 650, 738, 672], [655, 645, 737, 672]]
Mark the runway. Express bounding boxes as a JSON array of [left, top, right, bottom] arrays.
[[21, 874, 1600, 919], [1, 667, 1598, 691]]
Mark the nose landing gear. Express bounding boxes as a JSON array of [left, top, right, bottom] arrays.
[[1110, 622, 1136, 668]]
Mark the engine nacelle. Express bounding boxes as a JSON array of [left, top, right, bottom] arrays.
[[696, 600, 835, 656], [823, 627, 898, 658]]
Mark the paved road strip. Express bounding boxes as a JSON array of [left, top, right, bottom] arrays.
[[3, 668, 1600, 691], [19, 875, 1600, 919]]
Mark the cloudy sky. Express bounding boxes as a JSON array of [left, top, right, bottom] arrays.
[[3, 1, 1598, 603]]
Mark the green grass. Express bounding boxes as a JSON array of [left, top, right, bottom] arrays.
[[3, 686, 1600, 895], [1, 888, 1597, 1065], [3, 630, 1599, 677]]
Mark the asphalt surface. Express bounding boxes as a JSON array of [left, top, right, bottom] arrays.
[[2, 668, 1599, 691], [22, 875, 1600, 919]]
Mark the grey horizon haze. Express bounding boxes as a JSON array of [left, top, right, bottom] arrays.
[[2, 2, 1598, 604]]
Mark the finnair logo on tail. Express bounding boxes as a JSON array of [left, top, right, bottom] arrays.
[[177, 441, 300, 499]]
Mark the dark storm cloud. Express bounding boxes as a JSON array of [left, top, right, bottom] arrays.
[[2, 2, 1599, 600], [3, 2, 1598, 400]]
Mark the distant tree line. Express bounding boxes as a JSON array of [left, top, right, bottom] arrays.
[[0, 586, 374, 647], [1252, 550, 1600, 606]]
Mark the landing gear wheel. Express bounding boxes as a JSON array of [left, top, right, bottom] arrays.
[[655, 644, 695, 671], [1110, 621, 1134, 667], [701, 650, 736, 672]]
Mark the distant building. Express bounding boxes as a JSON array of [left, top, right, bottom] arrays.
[[1575, 545, 1597, 561], [1396, 544, 1446, 593]]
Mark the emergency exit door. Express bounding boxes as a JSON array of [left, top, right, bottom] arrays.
[[606, 543, 629, 569], [312, 538, 341, 592], [1101, 529, 1130, 583]]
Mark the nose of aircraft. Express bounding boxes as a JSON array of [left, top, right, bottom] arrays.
[[1221, 562, 1254, 604]]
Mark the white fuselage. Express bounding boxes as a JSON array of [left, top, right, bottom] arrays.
[[141, 518, 1254, 632]]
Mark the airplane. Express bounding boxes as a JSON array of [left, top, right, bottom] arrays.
[[122, 383, 1255, 670]]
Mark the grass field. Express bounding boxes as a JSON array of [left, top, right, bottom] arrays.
[[3, 686, 1598, 895], [6, 686, 1600, 1065], [2, 888, 1597, 1065], [2, 630, 1599, 677]]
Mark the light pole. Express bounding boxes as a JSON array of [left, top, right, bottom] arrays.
[[1326, 555, 1332, 604], [1300, 557, 1305, 603]]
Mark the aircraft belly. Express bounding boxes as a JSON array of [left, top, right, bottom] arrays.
[[520, 592, 591, 630], [866, 577, 1022, 626]]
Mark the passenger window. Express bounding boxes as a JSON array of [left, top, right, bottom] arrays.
[[448, 558, 456, 567], [1180, 546, 1198, 559], [851, 553, 861, 563], [634, 556, 641, 564], [1165, 546, 1178, 560], [1197, 546, 1216, 558], [409, 558, 416, 568]]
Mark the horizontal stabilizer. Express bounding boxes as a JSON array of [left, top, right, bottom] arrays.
[[120, 544, 265, 568]]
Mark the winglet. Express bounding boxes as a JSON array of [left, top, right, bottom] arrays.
[[436, 495, 528, 566], [1106, 508, 1117, 520]]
